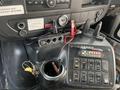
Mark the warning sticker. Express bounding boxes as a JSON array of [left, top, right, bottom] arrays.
[[27, 18, 44, 31], [0, 5, 24, 16]]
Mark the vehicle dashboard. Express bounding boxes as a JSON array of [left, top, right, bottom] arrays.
[[0, 0, 119, 90], [0, 0, 110, 40]]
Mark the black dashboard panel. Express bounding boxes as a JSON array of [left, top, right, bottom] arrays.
[[0, 0, 110, 40], [26, 0, 71, 11]]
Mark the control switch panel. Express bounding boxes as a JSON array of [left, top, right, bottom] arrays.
[[67, 44, 115, 89]]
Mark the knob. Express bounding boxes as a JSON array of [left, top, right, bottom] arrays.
[[46, 0, 56, 8], [19, 30, 27, 37], [58, 15, 69, 27]]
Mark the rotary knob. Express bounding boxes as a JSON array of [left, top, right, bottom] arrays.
[[46, 0, 56, 8]]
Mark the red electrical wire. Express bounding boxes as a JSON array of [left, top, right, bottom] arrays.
[[64, 20, 77, 43]]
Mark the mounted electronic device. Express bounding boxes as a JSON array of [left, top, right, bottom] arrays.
[[66, 20, 116, 89]]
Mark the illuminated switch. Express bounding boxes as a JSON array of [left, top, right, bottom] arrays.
[[27, 0, 33, 5], [74, 58, 80, 69], [40, 1, 44, 4], [102, 60, 109, 72], [34, 1, 39, 5], [81, 59, 88, 70]]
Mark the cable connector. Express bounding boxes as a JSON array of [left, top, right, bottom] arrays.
[[64, 20, 77, 43], [70, 20, 77, 38], [22, 61, 39, 76]]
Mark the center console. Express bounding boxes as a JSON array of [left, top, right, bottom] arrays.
[[0, 0, 116, 90], [1, 22, 116, 90]]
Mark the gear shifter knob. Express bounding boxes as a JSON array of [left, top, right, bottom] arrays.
[[93, 21, 102, 37], [82, 19, 91, 34]]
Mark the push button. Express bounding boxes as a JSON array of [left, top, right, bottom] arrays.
[[73, 71, 79, 82], [40, 0, 44, 4], [102, 60, 109, 72], [81, 59, 88, 70], [95, 59, 101, 71], [73, 58, 80, 69], [88, 72, 94, 84], [46, 0, 57, 8], [95, 72, 101, 84], [81, 71, 87, 84], [34, 1, 39, 5], [27, 0, 33, 5], [88, 59, 94, 70], [103, 72, 109, 84]]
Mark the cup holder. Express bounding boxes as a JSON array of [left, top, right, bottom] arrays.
[[41, 60, 65, 81]]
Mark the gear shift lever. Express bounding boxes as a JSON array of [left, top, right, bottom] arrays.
[[82, 19, 91, 34], [93, 21, 104, 41], [93, 21, 102, 37], [82, 19, 104, 41]]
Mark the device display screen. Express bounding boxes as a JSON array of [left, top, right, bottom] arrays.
[[79, 50, 103, 58]]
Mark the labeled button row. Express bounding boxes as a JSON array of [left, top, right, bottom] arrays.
[[72, 71, 109, 85], [26, 0, 44, 5], [26, 0, 70, 5], [73, 58, 104, 71]]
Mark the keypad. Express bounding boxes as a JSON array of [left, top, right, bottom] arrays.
[[26, 0, 70, 5], [68, 44, 115, 89], [71, 57, 109, 86]]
